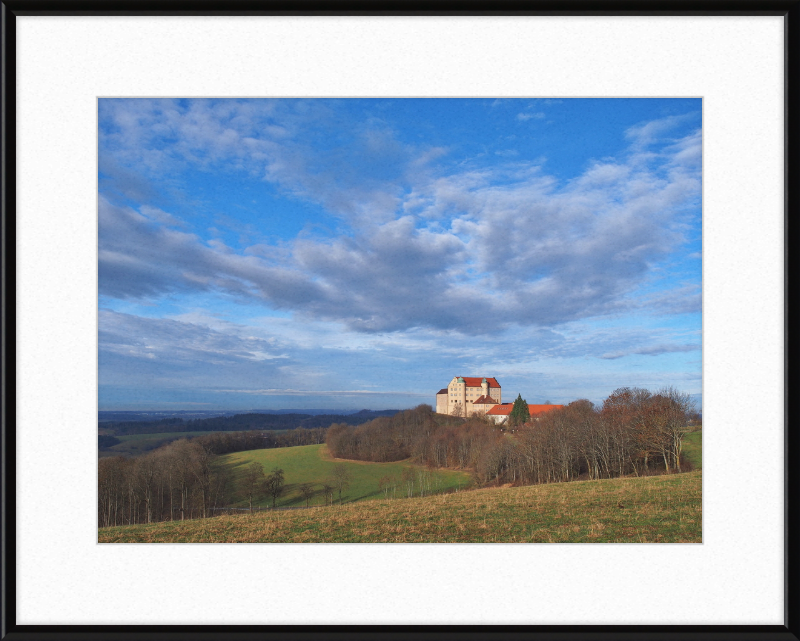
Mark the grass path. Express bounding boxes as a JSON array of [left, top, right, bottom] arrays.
[[219, 444, 472, 508], [99, 469, 701, 543], [682, 430, 702, 470]]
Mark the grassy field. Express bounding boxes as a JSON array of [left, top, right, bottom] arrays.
[[682, 429, 702, 470], [218, 444, 472, 508], [99, 469, 702, 543]]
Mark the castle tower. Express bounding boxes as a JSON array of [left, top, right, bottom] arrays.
[[457, 377, 466, 414]]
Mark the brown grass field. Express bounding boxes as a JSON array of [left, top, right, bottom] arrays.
[[98, 469, 701, 543]]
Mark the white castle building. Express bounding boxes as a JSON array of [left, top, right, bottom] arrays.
[[435, 376, 502, 416]]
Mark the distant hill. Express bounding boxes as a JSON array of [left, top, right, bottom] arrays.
[[98, 408, 394, 423], [98, 410, 236, 423], [244, 409, 380, 416], [100, 409, 401, 436]]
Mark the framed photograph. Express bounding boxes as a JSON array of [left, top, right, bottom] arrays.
[[3, 3, 793, 638]]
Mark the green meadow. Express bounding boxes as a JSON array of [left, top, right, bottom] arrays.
[[218, 444, 472, 508], [682, 429, 702, 470]]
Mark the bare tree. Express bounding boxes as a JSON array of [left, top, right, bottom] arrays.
[[401, 467, 415, 498], [415, 467, 433, 497], [659, 386, 694, 472], [164, 439, 201, 521], [378, 475, 393, 499], [191, 443, 214, 518], [299, 482, 315, 507], [134, 454, 159, 524], [210, 463, 233, 513], [331, 464, 352, 505], [264, 468, 285, 509], [243, 462, 264, 513], [321, 481, 334, 506], [98, 456, 126, 527]]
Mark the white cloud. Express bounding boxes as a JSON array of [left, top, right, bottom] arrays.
[[625, 112, 699, 151], [516, 112, 546, 121], [99, 104, 701, 335]]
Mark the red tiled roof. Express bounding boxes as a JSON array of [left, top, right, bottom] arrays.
[[458, 377, 500, 388], [436, 389, 448, 395], [487, 404, 563, 417], [528, 404, 563, 416], [473, 395, 498, 405], [487, 403, 514, 415]]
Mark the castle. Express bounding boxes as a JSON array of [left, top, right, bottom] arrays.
[[436, 376, 502, 417], [435, 376, 563, 424]]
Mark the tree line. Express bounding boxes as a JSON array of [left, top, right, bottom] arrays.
[[99, 426, 328, 456], [98, 427, 326, 527], [327, 387, 696, 487], [193, 426, 327, 455], [326, 404, 464, 462], [100, 409, 400, 436], [99, 439, 227, 527], [98, 443, 361, 527]]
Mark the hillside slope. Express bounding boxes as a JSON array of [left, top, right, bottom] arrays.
[[99, 469, 701, 543], [219, 444, 472, 507]]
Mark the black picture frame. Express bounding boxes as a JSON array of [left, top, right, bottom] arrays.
[[1, 2, 794, 640]]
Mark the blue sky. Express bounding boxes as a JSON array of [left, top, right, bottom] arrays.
[[98, 98, 701, 411]]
